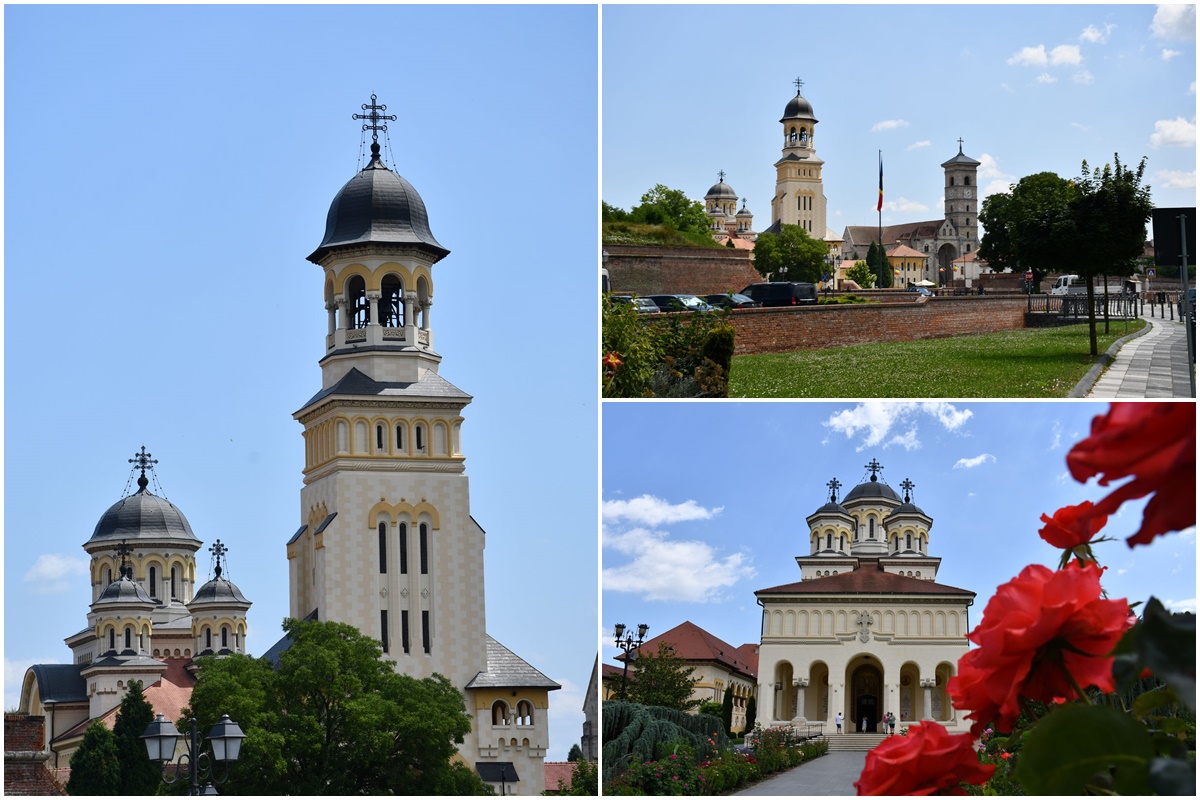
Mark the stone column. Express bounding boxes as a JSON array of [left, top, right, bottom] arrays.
[[326, 302, 337, 337], [404, 292, 418, 341], [791, 677, 809, 725], [336, 297, 349, 329], [366, 291, 382, 326], [920, 678, 936, 721]]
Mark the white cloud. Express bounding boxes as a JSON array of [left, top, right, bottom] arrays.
[[977, 153, 1012, 182], [1151, 5, 1196, 40], [1050, 44, 1083, 66], [1007, 45, 1047, 66], [884, 197, 930, 214], [23, 554, 89, 595], [1156, 169, 1197, 189], [983, 179, 1013, 198], [1072, 70, 1095, 85], [1150, 117, 1197, 147], [1162, 48, 1182, 60], [1164, 598, 1197, 614], [1036, 73, 1058, 84], [906, 140, 931, 151], [822, 402, 972, 451], [602, 526, 754, 603], [1071, 122, 1091, 133], [1050, 420, 1063, 450], [1191, 81, 1197, 95], [872, 119, 910, 132], [953, 453, 996, 469], [1080, 23, 1115, 44], [1056, 470, 1072, 483], [545, 676, 584, 759], [602, 495, 722, 526]]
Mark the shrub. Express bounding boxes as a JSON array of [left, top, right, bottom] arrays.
[[602, 300, 734, 398]]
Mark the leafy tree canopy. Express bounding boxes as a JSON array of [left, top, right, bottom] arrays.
[[566, 743, 584, 762], [67, 721, 120, 796], [753, 224, 828, 282], [184, 619, 490, 796], [611, 184, 711, 235], [625, 641, 701, 711], [845, 260, 876, 288], [979, 171, 1079, 286], [111, 679, 161, 795]]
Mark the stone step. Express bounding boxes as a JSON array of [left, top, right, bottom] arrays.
[[825, 734, 890, 751]]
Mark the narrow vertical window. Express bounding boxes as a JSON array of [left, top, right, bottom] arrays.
[[376, 425, 384, 452], [206, 628, 212, 649], [396, 425, 404, 451], [826, 533, 832, 549], [125, 628, 132, 650], [378, 522, 388, 573], [149, 566, 157, 599], [401, 610, 410, 653], [380, 610, 389, 654], [104, 567, 112, 585], [416, 425, 424, 451], [422, 610, 431, 653], [171, 567, 177, 599], [222, 627, 228, 649], [419, 523, 428, 574], [109, 629, 115, 651], [399, 523, 408, 574], [906, 533, 912, 550], [869, 518, 875, 538]]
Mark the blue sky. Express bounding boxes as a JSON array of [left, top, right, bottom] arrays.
[[602, 402, 1197, 671], [3, 4, 597, 759], [604, 4, 1196, 234]]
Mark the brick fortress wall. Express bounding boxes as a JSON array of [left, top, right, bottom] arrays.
[[604, 244, 762, 296], [717, 297, 1031, 355], [4, 714, 67, 796]]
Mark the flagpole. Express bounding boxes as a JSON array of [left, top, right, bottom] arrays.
[[878, 150, 883, 287]]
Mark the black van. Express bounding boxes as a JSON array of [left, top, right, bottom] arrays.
[[739, 282, 819, 307]]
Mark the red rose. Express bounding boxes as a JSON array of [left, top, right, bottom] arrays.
[[947, 562, 1131, 736], [854, 722, 994, 795], [1066, 402, 1196, 547], [1038, 501, 1108, 549]]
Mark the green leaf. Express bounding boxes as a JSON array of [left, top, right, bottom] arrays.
[[1014, 705, 1154, 795], [1148, 756, 1196, 796], [1131, 686, 1179, 719], [1138, 598, 1196, 712]]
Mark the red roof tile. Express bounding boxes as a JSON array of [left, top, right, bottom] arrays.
[[619, 621, 757, 679], [544, 762, 575, 792], [757, 562, 973, 596]]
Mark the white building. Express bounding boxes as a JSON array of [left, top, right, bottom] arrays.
[[755, 460, 975, 734]]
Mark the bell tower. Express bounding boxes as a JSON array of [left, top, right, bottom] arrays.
[[771, 78, 828, 237], [941, 139, 981, 252]]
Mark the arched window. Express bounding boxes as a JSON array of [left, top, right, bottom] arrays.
[[419, 523, 429, 575], [789, 126, 797, 142], [376, 424, 385, 453], [381, 275, 404, 328], [379, 522, 388, 573], [906, 533, 912, 550], [800, 128, 808, 143], [222, 627, 229, 649], [869, 518, 875, 538], [516, 700, 533, 726], [205, 628, 212, 650], [149, 566, 157, 599], [348, 275, 369, 329], [826, 533, 832, 549], [125, 627, 132, 650], [104, 567, 113, 586], [964, 176, 971, 186], [415, 425, 425, 452], [399, 522, 408, 574], [396, 424, 405, 451], [109, 629, 115, 651], [171, 567, 177, 600], [949, 176, 956, 186], [492, 701, 509, 726]]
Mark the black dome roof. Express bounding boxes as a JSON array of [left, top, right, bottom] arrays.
[[781, 92, 817, 122], [811, 501, 851, 517], [844, 476, 902, 504], [191, 575, 250, 606], [308, 144, 449, 264], [706, 179, 738, 199], [88, 482, 198, 545], [94, 575, 154, 606], [887, 501, 929, 519]]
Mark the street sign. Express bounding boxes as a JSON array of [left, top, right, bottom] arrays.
[[1024, 271, 1033, 281], [1147, 268, 1157, 278]]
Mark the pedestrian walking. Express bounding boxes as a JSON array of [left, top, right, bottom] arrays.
[[835, 712, 843, 733], [861, 715, 867, 733], [887, 712, 896, 736]]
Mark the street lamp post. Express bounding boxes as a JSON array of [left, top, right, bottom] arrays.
[[613, 623, 649, 700], [142, 713, 245, 795]]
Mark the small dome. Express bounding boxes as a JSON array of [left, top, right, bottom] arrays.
[[887, 501, 928, 519], [191, 575, 250, 606], [88, 482, 198, 545], [706, 179, 738, 200], [94, 575, 154, 606], [308, 144, 449, 264], [736, 204, 753, 218], [844, 476, 902, 504], [812, 500, 851, 517], [781, 92, 817, 122]]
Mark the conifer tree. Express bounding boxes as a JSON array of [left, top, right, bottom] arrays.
[[112, 680, 161, 795], [745, 696, 757, 734], [66, 721, 120, 795], [721, 687, 734, 735]]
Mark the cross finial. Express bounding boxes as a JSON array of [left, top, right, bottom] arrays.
[[353, 93, 397, 145], [717, 169, 725, 182], [900, 478, 915, 502], [957, 137, 964, 153], [865, 458, 883, 480], [794, 77, 804, 94], [129, 446, 158, 491], [210, 539, 228, 579], [827, 477, 842, 502], [115, 539, 134, 580]]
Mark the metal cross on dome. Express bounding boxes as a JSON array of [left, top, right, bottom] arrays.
[[827, 477, 842, 502], [129, 446, 158, 479], [794, 77, 804, 94], [717, 169, 726, 182], [115, 539, 134, 578], [210, 539, 228, 578], [865, 458, 884, 479], [353, 94, 397, 143], [900, 478, 915, 502]]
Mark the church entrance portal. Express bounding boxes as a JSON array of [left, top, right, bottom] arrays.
[[850, 663, 883, 733], [936, 243, 958, 286]]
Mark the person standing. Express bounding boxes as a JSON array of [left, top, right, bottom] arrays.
[[888, 711, 896, 736], [835, 711, 843, 734]]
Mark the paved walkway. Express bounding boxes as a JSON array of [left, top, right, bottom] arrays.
[[732, 751, 867, 796], [1087, 311, 1194, 398]]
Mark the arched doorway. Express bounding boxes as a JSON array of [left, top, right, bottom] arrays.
[[850, 662, 883, 732], [936, 243, 958, 286]]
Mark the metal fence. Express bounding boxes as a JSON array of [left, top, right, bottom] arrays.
[[1026, 293, 1139, 320]]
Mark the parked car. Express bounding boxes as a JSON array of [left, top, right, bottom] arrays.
[[609, 295, 661, 313], [644, 294, 719, 313], [739, 282, 819, 307], [703, 292, 762, 309], [906, 285, 932, 296]]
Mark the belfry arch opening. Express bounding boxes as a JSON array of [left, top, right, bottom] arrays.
[[381, 274, 404, 328]]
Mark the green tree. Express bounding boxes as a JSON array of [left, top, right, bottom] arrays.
[[566, 743, 584, 762], [752, 224, 828, 282], [1072, 155, 1153, 354], [628, 184, 710, 235], [978, 171, 1080, 289], [870, 242, 893, 288], [558, 756, 599, 795], [67, 721, 121, 795], [845, 260, 876, 288], [721, 687, 734, 736], [625, 641, 700, 711], [744, 696, 757, 734], [602, 201, 630, 223], [111, 680, 161, 795], [697, 700, 724, 719], [184, 619, 490, 795]]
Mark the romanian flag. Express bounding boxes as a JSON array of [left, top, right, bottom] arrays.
[[877, 152, 884, 212]]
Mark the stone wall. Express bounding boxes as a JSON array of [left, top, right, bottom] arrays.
[[718, 296, 1030, 355], [4, 715, 66, 796], [604, 244, 761, 296]]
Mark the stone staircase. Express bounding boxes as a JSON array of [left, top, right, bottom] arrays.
[[825, 733, 889, 752]]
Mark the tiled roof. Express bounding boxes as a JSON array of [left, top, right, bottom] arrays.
[[465, 636, 561, 690], [620, 621, 757, 680], [299, 367, 471, 411], [844, 221, 944, 247], [757, 562, 973, 596], [887, 244, 925, 258], [543, 762, 575, 792], [733, 643, 759, 675], [54, 659, 195, 742]]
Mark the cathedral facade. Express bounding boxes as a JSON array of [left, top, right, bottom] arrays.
[[283, 104, 557, 795], [755, 462, 974, 734]]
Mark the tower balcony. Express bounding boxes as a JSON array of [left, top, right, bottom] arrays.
[[327, 326, 419, 351]]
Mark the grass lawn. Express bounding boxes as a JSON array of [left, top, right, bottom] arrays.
[[730, 319, 1145, 398]]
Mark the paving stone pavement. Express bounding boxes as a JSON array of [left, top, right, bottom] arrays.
[[732, 751, 867, 796], [1087, 311, 1194, 398]]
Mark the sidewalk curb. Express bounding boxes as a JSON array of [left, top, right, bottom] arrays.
[[1069, 319, 1153, 398]]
